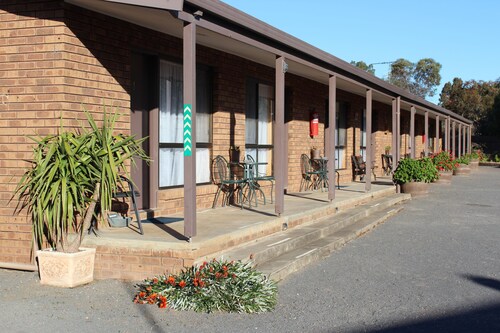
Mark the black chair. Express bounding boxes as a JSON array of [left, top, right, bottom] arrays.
[[300, 154, 322, 191], [211, 155, 246, 209], [246, 154, 274, 204]]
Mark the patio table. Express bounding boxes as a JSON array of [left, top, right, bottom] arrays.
[[228, 160, 268, 208], [312, 157, 340, 190]]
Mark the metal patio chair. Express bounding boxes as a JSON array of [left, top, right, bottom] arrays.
[[246, 154, 274, 204], [211, 155, 246, 208], [300, 153, 322, 191]]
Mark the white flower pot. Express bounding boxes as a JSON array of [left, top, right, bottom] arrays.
[[37, 247, 96, 288]]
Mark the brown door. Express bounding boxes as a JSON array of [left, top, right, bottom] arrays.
[[130, 52, 157, 209]]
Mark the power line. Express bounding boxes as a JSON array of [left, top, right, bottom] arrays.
[[370, 61, 395, 66]]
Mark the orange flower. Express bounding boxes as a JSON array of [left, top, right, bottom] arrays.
[[159, 296, 167, 308], [178, 280, 186, 288], [199, 280, 206, 288], [193, 278, 199, 287], [222, 265, 228, 272], [167, 276, 176, 286], [139, 292, 146, 298], [152, 278, 158, 284]]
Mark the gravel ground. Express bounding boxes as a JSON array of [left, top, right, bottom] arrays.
[[1, 167, 500, 333]]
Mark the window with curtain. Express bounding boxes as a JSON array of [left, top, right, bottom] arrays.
[[245, 82, 274, 176], [335, 102, 347, 169], [360, 108, 366, 161], [159, 60, 212, 188]]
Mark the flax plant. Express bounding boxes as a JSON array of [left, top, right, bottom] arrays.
[[14, 109, 149, 253]]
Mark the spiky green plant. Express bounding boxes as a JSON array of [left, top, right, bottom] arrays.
[[14, 109, 149, 252], [134, 259, 278, 313]]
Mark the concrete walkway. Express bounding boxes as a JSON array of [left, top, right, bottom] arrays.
[[1, 167, 499, 332], [83, 179, 396, 254]]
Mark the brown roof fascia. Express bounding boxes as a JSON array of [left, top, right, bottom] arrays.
[[184, 0, 472, 124]]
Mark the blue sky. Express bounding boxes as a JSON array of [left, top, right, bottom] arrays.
[[221, 0, 499, 104]]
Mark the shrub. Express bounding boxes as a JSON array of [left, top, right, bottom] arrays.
[[431, 151, 456, 172], [393, 157, 438, 184], [455, 155, 470, 165], [134, 259, 277, 313]]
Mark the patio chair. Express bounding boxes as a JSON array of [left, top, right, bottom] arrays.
[[381, 154, 393, 176], [351, 155, 377, 182], [246, 154, 274, 204], [300, 153, 322, 191], [211, 155, 246, 209]]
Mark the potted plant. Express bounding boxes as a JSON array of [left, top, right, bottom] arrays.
[[14, 110, 149, 287], [431, 151, 455, 184], [384, 145, 391, 155], [393, 157, 438, 196], [311, 147, 321, 160], [468, 150, 480, 170], [453, 155, 471, 176]]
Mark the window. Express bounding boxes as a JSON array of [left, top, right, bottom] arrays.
[[360, 108, 366, 161], [335, 102, 347, 169], [245, 81, 274, 176], [158, 60, 212, 187]]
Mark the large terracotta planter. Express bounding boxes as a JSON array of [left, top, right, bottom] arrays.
[[37, 247, 96, 288], [401, 181, 429, 197], [453, 164, 471, 176], [435, 170, 453, 184]]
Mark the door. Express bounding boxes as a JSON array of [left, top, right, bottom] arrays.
[[130, 52, 157, 209]]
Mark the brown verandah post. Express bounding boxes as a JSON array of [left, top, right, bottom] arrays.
[[274, 56, 286, 216], [365, 89, 372, 192], [435, 115, 440, 152], [410, 106, 416, 159], [326, 75, 336, 201], [183, 20, 197, 239]]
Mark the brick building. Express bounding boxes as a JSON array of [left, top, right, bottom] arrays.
[[0, 0, 472, 275]]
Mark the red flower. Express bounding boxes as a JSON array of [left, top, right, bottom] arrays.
[[167, 276, 176, 286], [178, 280, 186, 288], [222, 265, 228, 272], [152, 278, 158, 284], [158, 296, 167, 308]]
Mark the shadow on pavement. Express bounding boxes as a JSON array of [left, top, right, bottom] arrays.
[[347, 275, 500, 333], [347, 302, 500, 333]]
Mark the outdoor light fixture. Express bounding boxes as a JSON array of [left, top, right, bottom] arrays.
[[282, 59, 288, 73]]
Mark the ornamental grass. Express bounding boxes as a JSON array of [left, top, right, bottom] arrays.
[[134, 259, 277, 313]]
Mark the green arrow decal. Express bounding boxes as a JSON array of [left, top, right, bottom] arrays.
[[183, 104, 192, 156]]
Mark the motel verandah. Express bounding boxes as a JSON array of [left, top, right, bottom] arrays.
[[0, 0, 472, 277]]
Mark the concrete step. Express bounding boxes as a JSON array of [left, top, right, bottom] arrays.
[[194, 193, 410, 275], [257, 205, 404, 281]]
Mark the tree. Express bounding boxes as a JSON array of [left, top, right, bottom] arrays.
[[440, 78, 500, 135], [350, 60, 375, 75], [387, 58, 442, 99]]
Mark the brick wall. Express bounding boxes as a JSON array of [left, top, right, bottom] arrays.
[[0, 0, 68, 264]]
